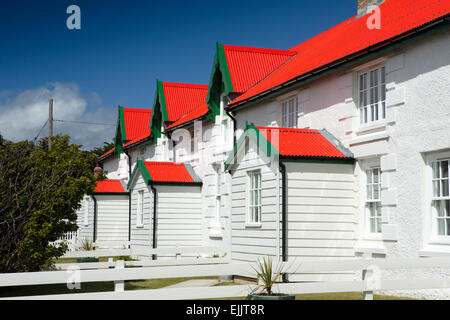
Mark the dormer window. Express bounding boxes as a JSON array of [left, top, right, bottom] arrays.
[[359, 66, 386, 125]]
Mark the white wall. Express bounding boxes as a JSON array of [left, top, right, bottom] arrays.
[[129, 171, 153, 249], [229, 140, 280, 263], [75, 196, 94, 242], [285, 161, 357, 282], [156, 185, 203, 248], [94, 194, 129, 248]]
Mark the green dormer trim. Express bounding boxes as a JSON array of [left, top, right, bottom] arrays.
[[205, 43, 234, 121], [149, 80, 169, 142]]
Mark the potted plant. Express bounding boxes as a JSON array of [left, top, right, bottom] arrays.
[[247, 256, 295, 300]]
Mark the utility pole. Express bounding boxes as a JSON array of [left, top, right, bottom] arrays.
[[49, 98, 53, 150]]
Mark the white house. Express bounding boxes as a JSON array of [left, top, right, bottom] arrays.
[[80, 0, 450, 299]]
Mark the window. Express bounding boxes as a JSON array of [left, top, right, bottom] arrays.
[[137, 190, 144, 227], [359, 66, 386, 124], [365, 167, 382, 233], [247, 171, 262, 225], [281, 97, 299, 128], [432, 159, 450, 237]]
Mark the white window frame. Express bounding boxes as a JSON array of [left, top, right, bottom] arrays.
[[359, 160, 383, 240], [358, 65, 386, 126], [246, 170, 262, 227], [365, 167, 382, 235], [281, 96, 299, 128], [428, 152, 450, 243], [137, 190, 144, 228]]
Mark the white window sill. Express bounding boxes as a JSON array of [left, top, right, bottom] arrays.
[[356, 121, 389, 135], [419, 244, 450, 257], [354, 239, 386, 255], [136, 224, 144, 229], [245, 223, 262, 229]]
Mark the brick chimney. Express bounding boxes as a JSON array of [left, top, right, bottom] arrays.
[[358, 0, 385, 17]]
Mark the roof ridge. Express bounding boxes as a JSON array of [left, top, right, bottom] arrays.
[[223, 44, 298, 56], [162, 82, 209, 89]]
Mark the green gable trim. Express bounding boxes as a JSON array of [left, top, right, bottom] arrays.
[[119, 106, 127, 140], [149, 80, 169, 142], [113, 105, 126, 157], [205, 43, 234, 121], [224, 123, 279, 172], [127, 160, 153, 190]]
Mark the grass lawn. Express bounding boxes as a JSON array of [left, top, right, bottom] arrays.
[[0, 276, 218, 298]]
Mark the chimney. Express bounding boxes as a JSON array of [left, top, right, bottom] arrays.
[[94, 165, 103, 179], [357, 0, 385, 17]]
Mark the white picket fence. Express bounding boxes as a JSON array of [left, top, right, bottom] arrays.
[[51, 231, 80, 252], [2, 249, 450, 300]]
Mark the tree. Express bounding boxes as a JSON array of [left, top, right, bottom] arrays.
[[90, 140, 114, 158], [0, 134, 97, 272]]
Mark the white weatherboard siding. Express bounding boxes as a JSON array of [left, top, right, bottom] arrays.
[[230, 143, 280, 263], [285, 161, 357, 282], [130, 172, 153, 249], [156, 185, 203, 250], [129, 171, 203, 256], [95, 195, 129, 247], [76, 196, 94, 242]]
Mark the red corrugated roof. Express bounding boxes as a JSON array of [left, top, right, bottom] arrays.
[[95, 179, 126, 193], [142, 161, 196, 183], [230, 0, 450, 106], [223, 45, 297, 94], [122, 108, 152, 141], [257, 127, 348, 159], [165, 102, 209, 130], [98, 147, 115, 160], [162, 83, 208, 122], [123, 132, 152, 149]]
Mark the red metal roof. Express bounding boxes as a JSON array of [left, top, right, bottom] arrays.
[[223, 45, 297, 94], [98, 147, 115, 160], [122, 108, 152, 141], [257, 127, 349, 159], [230, 0, 450, 106], [162, 83, 208, 122], [165, 102, 209, 130], [142, 161, 199, 183], [95, 179, 126, 193], [123, 132, 152, 149]]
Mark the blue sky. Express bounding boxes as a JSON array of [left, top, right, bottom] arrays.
[[0, 0, 356, 148]]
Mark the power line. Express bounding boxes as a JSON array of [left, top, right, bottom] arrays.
[[33, 119, 49, 142], [53, 119, 115, 126]]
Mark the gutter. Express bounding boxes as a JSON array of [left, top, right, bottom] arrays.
[[92, 195, 97, 243], [123, 149, 132, 244], [150, 184, 157, 260], [227, 15, 450, 112], [279, 161, 288, 265], [225, 109, 237, 147]]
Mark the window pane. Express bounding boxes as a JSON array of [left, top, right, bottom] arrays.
[[382, 102, 386, 119], [442, 180, 449, 197], [433, 181, 441, 198], [432, 162, 440, 179], [438, 218, 445, 236], [441, 161, 449, 178], [446, 218, 450, 236]]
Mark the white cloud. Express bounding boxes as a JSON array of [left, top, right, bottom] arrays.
[[0, 83, 116, 150]]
